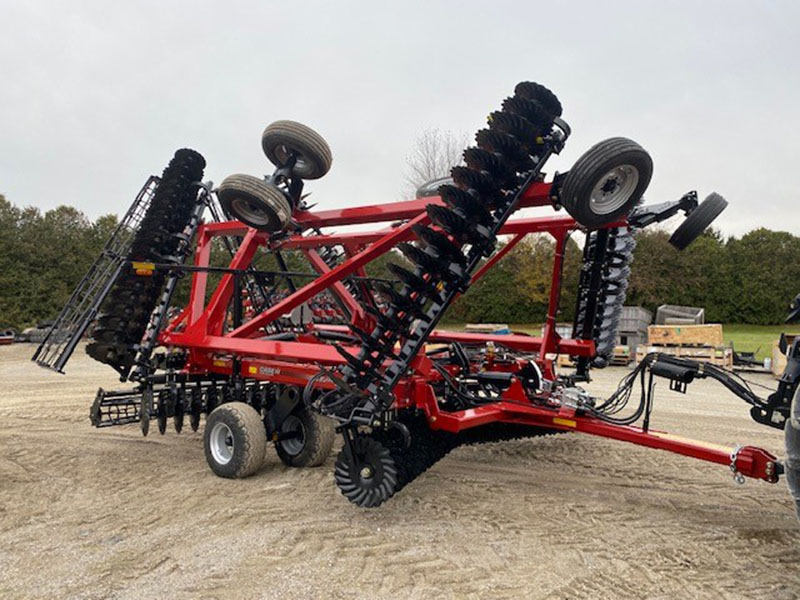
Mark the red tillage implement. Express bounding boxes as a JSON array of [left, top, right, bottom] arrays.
[[34, 82, 788, 508]]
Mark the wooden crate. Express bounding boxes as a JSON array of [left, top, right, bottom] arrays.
[[647, 324, 723, 347], [636, 344, 733, 368]]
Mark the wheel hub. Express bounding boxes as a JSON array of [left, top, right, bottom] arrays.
[[360, 465, 374, 479], [274, 144, 309, 172], [209, 421, 235, 465], [279, 415, 306, 456], [590, 164, 639, 215], [231, 197, 271, 226]]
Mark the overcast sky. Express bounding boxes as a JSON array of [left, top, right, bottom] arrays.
[[1, 1, 797, 237]]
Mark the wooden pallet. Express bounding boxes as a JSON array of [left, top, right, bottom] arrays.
[[636, 344, 733, 368], [647, 324, 723, 347], [556, 354, 575, 368], [610, 346, 632, 366]]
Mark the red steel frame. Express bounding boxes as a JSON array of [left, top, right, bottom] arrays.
[[158, 182, 780, 485]]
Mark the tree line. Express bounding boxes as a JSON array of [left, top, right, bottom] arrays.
[[0, 193, 796, 331]]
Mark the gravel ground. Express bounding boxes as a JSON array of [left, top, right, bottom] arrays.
[[0, 343, 797, 599]]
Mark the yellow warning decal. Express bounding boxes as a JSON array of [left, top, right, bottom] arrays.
[[248, 366, 258, 374], [553, 417, 576, 428], [132, 261, 155, 276], [131, 261, 155, 271]]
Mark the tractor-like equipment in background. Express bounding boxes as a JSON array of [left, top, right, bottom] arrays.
[[34, 81, 795, 509]]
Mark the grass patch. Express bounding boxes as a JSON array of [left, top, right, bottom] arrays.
[[723, 324, 791, 361]]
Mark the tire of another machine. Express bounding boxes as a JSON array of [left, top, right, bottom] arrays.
[[217, 174, 292, 232], [204, 402, 267, 478], [415, 175, 454, 198], [668, 192, 728, 250], [274, 406, 336, 467], [560, 137, 653, 229], [261, 120, 332, 180]]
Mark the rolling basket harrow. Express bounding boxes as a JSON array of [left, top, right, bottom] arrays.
[[34, 81, 797, 510]]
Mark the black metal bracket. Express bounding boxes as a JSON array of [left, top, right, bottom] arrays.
[[628, 191, 698, 229]]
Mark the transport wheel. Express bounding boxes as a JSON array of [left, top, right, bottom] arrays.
[[274, 406, 335, 467], [334, 435, 398, 507], [560, 137, 653, 229], [668, 192, 728, 250], [415, 175, 454, 198], [261, 120, 332, 180], [217, 174, 292, 232], [204, 402, 266, 478]]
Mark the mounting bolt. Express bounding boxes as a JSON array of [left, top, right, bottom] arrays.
[[429, 416, 437, 423]]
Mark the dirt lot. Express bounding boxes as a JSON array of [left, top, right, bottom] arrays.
[[0, 343, 797, 599]]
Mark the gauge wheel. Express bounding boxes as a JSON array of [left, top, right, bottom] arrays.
[[275, 406, 336, 467], [217, 174, 292, 232], [261, 120, 332, 180], [560, 137, 653, 229], [668, 192, 728, 250]]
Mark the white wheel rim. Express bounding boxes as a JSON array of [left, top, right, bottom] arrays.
[[209, 421, 234, 465], [231, 197, 272, 226], [589, 165, 639, 215], [279, 415, 305, 456]]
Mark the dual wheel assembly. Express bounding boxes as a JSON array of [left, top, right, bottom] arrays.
[[203, 401, 335, 477], [217, 120, 333, 232]]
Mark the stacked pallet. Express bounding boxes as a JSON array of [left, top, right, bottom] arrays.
[[635, 324, 733, 367]]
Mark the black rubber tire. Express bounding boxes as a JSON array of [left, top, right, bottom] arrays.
[[668, 192, 728, 250], [204, 402, 266, 478], [217, 174, 292, 232], [415, 175, 454, 198], [261, 120, 332, 180], [274, 406, 335, 467], [560, 137, 653, 229]]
